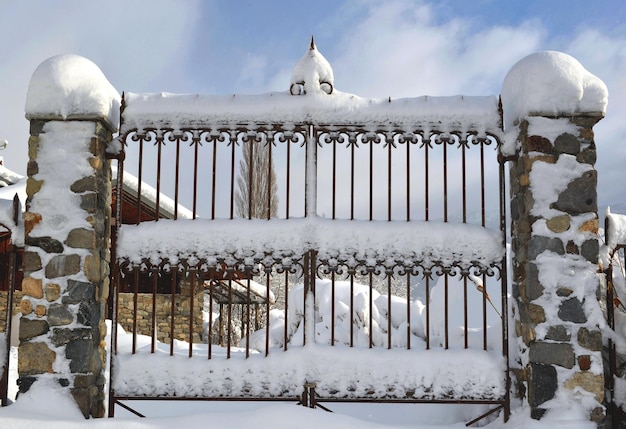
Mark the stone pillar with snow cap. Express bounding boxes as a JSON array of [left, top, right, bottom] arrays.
[[20, 54, 119, 418], [502, 51, 608, 423]]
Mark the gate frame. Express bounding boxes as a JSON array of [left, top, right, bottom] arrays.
[[107, 95, 511, 423], [603, 214, 626, 428], [0, 194, 20, 406]]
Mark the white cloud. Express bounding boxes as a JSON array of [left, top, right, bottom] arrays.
[[329, 1, 544, 97], [0, 0, 203, 175], [564, 29, 626, 207]]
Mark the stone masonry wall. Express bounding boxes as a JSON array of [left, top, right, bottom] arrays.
[[0, 291, 24, 333], [509, 113, 605, 422], [117, 292, 204, 344], [18, 119, 113, 418]]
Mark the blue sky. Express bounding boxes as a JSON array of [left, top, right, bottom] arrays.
[[1, 0, 626, 207]]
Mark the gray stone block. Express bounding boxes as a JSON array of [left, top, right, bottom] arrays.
[[528, 363, 557, 407], [529, 341, 575, 368], [558, 297, 587, 323]]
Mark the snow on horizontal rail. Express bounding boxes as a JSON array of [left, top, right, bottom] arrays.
[[120, 91, 503, 135], [116, 217, 504, 270], [113, 339, 506, 400]]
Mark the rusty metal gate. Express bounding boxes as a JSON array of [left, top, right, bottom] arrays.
[[0, 194, 20, 406], [108, 92, 510, 424], [603, 213, 626, 429]]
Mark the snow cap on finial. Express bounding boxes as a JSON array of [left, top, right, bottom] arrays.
[[290, 36, 334, 95]]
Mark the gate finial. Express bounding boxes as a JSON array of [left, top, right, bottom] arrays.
[[290, 37, 334, 96]]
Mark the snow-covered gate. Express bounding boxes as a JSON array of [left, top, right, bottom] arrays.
[[108, 91, 510, 423], [0, 194, 20, 407], [603, 212, 626, 428]]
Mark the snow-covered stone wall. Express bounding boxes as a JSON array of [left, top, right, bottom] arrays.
[[19, 55, 119, 418], [503, 51, 608, 424]]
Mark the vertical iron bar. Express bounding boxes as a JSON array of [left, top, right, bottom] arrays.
[[151, 269, 157, 353], [301, 251, 318, 346], [248, 139, 254, 219], [284, 271, 289, 351], [443, 140, 448, 223], [193, 139, 199, 219], [303, 252, 309, 345], [331, 271, 336, 346], [230, 133, 236, 219], [499, 153, 510, 422], [464, 277, 468, 349], [170, 270, 176, 357], [406, 137, 410, 221], [406, 272, 411, 350], [246, 279, 251, 358], [136, 139, 144, 224], [462, 142, 467, 224], [108, 265, 120, 417], [350, 273, 354, 347], [132, 269, 139, 354], [369, 137, 373, 221], [267, 137, 273, 220], [444, 274, 449, 350], [369, 272, 373, 348], [388, 135, 392, 221], [462, 142, 468, 349], [332, 140, 336, 219], [265, 273, 271, 356], [155, 139, 162, 220], [425, 275, 430, 350], [174, 138, 180, 219], [227, 279, 232, 358], [211, 140, 217, 220], [481, 142, 488, 351], [189, 271, 195, 358], [481, 141, 486, 227], [387, 275, 392, 349], [483, 273, 488, 351], [208, 281, 214, 359], [351, 140, 355, 220], [286, 138, 291, 219], [424, 138, 429, 221]]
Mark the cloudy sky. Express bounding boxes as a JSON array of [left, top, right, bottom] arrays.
[[1, 0, 625, 208]]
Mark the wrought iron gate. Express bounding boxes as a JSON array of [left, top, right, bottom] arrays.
[[603, 212, 626, 429], [0, 194, 20, 406], [108, 92, 510, 423]]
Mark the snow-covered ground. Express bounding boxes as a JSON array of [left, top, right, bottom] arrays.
[[0, 383, 598, 429], [0, 275, 596, 428]]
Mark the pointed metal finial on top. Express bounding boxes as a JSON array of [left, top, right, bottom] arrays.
[[290, 36, 334, 95]]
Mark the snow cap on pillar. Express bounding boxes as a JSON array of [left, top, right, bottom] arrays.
[[25, 54, 121, 130], [290, 36, 334, 96], [500, 51, 608, 130]]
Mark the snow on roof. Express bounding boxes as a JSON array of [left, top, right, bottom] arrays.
[[25, 54, 121, 130], [120, 92, 502, 137], [501, 51, 608, 129], [0, 158, 24, 188], [290, 37, 334, 95], [0, 160, 25, 243], [112, 166, 193, 220], [116, 217, 504, 269]]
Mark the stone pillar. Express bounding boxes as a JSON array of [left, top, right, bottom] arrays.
[[502, 52, 608, 423], [19, 55, 119, 418]]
